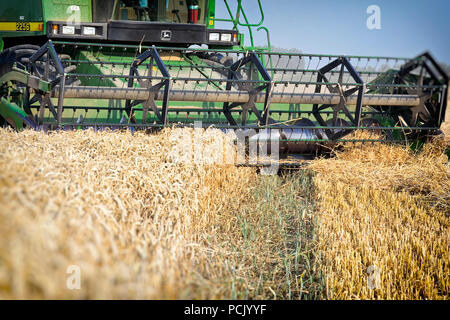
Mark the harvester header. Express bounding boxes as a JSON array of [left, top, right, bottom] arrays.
[[0, 1, 448, 160]]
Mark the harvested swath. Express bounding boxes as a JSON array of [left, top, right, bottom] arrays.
[[308, 134, 449, 299], [0, 128, 256, 299]]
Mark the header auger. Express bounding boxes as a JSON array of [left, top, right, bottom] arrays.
[[0, 1, 448, 161]]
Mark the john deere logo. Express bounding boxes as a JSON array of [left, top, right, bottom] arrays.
[[161, 30, 171, 41]]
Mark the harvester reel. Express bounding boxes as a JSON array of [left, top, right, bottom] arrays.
[[223, 52, 272, 126], [312, 57, 364, 140], [191, 52, 235, 80], [395, 53, 448, 129], [1, 44, 77, 86], [125, 46, 171, 125], [0, 42, 80, 128], [369, 53, 448, 139], [3, 39, 446, 161]]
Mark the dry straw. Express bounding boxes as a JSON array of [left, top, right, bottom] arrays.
[[0, 127, 257, 299], [0, 125, 449, 300], [308, 131, 449, 299]]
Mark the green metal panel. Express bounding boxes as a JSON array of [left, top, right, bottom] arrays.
[[206, 0, 215, 29], [0, 97, 27, 130], [0, 68, 50, 92], [42, 0, 92, 23], [0, 0, 44, 22], [0, 0, 44, 38]]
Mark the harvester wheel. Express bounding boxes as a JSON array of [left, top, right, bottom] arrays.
[[0, 44, 78, 85], [0, 44, 78, 129]]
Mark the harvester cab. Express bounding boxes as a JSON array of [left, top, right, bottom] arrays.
[[0, 0, 448, 163], [45, 0, 239, 48]]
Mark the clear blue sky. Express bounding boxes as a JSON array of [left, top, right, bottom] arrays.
[[214, 0, 450, 64]]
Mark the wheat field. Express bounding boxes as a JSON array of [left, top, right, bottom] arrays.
[[309, 133, 449, 299], [0, 128, 255, 299], [0, 127, 448, 299]]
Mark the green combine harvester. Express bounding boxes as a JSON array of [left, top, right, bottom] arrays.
[[0, 0, 448, 160]]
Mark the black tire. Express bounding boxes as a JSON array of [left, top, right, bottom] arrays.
[[0, 44, 77, 83], [0, 44, 77, 129]]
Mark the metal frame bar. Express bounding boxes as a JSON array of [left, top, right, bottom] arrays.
[[223, 52, 272, 126], [312, 57, 365, 140], [125, 46, 171, 125], [29, 40, 66, 127], [13, 41, 445, 147], [394, 52, 448, 129]]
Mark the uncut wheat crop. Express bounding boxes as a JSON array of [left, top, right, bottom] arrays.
[[0, 127, 262, 299], [308, 132, 449, 299], [0, 126, 449, 300]]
